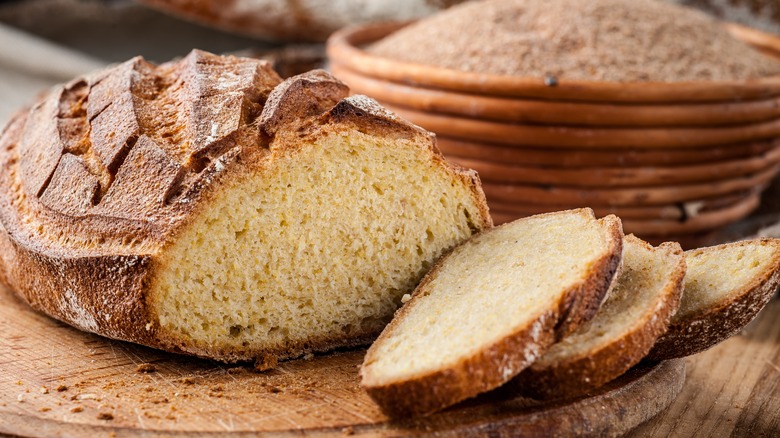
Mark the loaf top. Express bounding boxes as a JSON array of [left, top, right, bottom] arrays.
[[368, 0, 780, 82], [0, 50, 448, 259], [1, 50, 275, 256]]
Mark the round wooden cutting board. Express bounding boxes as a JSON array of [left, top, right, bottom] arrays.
[[0, 285, 684, 437]]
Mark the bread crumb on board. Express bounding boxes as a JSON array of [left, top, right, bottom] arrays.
[[136, 363, 157, 373], [254, 355, 278, 372]]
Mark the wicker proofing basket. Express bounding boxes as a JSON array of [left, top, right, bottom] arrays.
[[326, 21, 780, 247]]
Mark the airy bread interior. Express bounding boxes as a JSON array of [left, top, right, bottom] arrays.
[[363, 209, 618, 385], [676, 242, 777, 321], [150, 129, 486, 359]]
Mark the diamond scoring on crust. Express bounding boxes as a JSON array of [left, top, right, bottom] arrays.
[[20, 50, 282, 219]]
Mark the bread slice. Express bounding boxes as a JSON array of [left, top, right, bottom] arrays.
[[0, 50, 491, 364], [360, 209, 623, 417], [511, 235, 685, 400], [648, 238, 780, 360]]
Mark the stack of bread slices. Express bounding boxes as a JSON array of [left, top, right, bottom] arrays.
[[361, 208, 780, 417]]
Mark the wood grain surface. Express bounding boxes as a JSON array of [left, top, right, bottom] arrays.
[[0, 282, 777, 437], [0, 283, 686, 437], [630, 297, 780, 437]]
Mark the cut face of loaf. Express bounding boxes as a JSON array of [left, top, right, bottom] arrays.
[[512, 235, 685, 400], [0, 51, 491, 364], [360, 209, 623, 417], [648, 238, 780, 360]]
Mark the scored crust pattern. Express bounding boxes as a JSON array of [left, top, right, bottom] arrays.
[[24, 51, 281, 227]]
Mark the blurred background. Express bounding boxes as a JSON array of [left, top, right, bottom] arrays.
[[1, 0, 779, 122]]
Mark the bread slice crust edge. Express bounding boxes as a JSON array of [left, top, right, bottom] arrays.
[[360, 209, 623, 417], [647, 238, 780, 360], [512, 235, 686, 400]]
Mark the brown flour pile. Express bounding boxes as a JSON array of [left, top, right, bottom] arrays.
[[368, 0, 780, 82]]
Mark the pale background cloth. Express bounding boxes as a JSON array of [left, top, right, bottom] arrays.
[[0, 23, 105, 124]]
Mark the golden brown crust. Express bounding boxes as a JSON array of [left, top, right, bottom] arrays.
[[0, 223, 13, 291], [360, 209, 622, 417], [513, 236, 686, 400], [39, 154, 101, 217], [259, 69, 349, 135], [366, 312, 560, 418], [0, 52, 282, 358], [647, 238, 780, 360], [320, 94, 427, 141], [0, 52, 491, 363], [2, 50, 282, 252]]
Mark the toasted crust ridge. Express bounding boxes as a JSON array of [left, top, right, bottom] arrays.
[[259, 69, 349, 135], [513, 235, 685, 400]]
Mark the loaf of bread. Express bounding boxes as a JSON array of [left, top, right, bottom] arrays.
[[360, 209, 623, 417], [648, 238, 780, 360], [512, 235, 685, 400], [0, 50, 491, 365]]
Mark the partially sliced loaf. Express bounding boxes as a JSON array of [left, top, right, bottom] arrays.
[[648, 238, 780, 360], [512, 235, 685, 400], [0, 51, 492, 364], [360, 209, 623, 417]]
